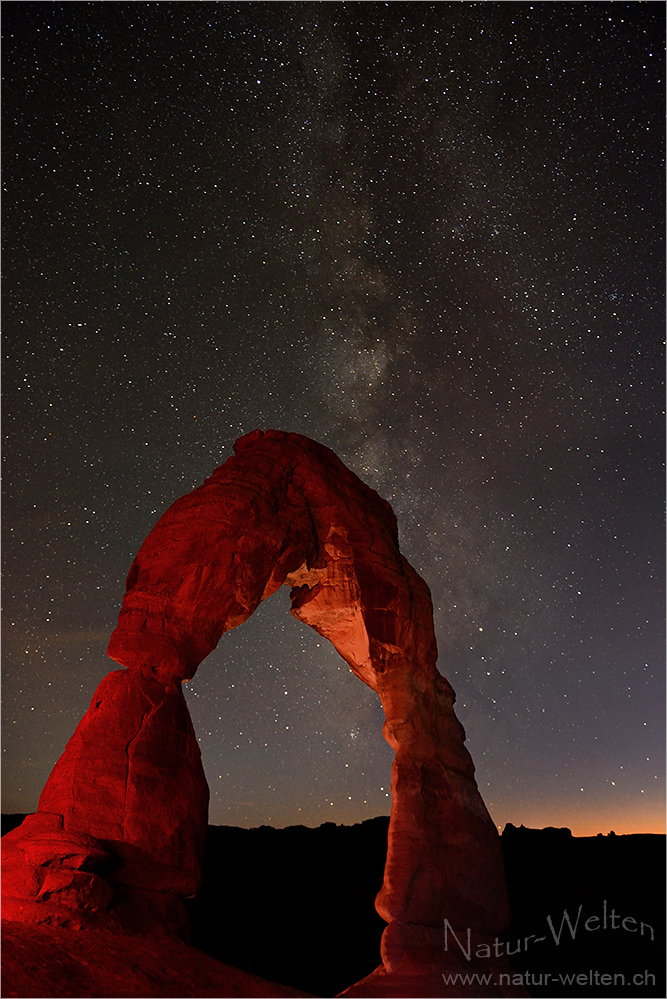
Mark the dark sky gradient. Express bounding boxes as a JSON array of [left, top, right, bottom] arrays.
[[3, 1, 664, 835]]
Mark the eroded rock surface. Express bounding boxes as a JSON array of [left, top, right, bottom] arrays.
[[2, 429, 513, 994]]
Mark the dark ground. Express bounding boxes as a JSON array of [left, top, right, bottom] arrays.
[[2, 814, 664, 998], [500, 824, 664, 999]]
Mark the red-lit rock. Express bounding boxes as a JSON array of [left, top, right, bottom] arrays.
[[37, 668, 208, 896], [2, 429, 515, 996], [1, 811, 115, 927]]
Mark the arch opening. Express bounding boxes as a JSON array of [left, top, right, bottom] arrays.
[[182, 585, 394, 830]]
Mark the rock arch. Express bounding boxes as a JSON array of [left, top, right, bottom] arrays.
[[2, 430, 512, 991]]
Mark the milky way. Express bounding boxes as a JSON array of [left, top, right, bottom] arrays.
[[3, 2, 664, 834]]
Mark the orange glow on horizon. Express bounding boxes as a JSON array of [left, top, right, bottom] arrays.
[[488, 799, 666, 837]]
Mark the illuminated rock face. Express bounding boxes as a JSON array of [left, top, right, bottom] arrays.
[[2, 669, 208, 935], [2, 429, 510, 982], [37, 669, 209, 896]]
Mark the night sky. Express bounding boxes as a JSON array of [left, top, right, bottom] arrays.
[[3, 2, 664, 837]]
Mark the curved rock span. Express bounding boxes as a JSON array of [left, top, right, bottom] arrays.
[[2, 430, 517, 995]]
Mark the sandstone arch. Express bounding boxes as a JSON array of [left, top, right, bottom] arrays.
[[2, 430, 514, 993]]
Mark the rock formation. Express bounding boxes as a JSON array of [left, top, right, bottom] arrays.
[[2, 669, 208, 938], [2, 429, 519, 996]]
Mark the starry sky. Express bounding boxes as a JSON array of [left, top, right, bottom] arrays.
[[3, 2, 664, 837]]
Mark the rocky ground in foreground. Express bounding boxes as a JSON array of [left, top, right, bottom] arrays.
[[1, 920, 316, 999]]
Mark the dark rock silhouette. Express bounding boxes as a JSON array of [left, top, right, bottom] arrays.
[[1, 430, 518, 997], [501, 826, 665, 999], [187, 817, 390, 997]]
